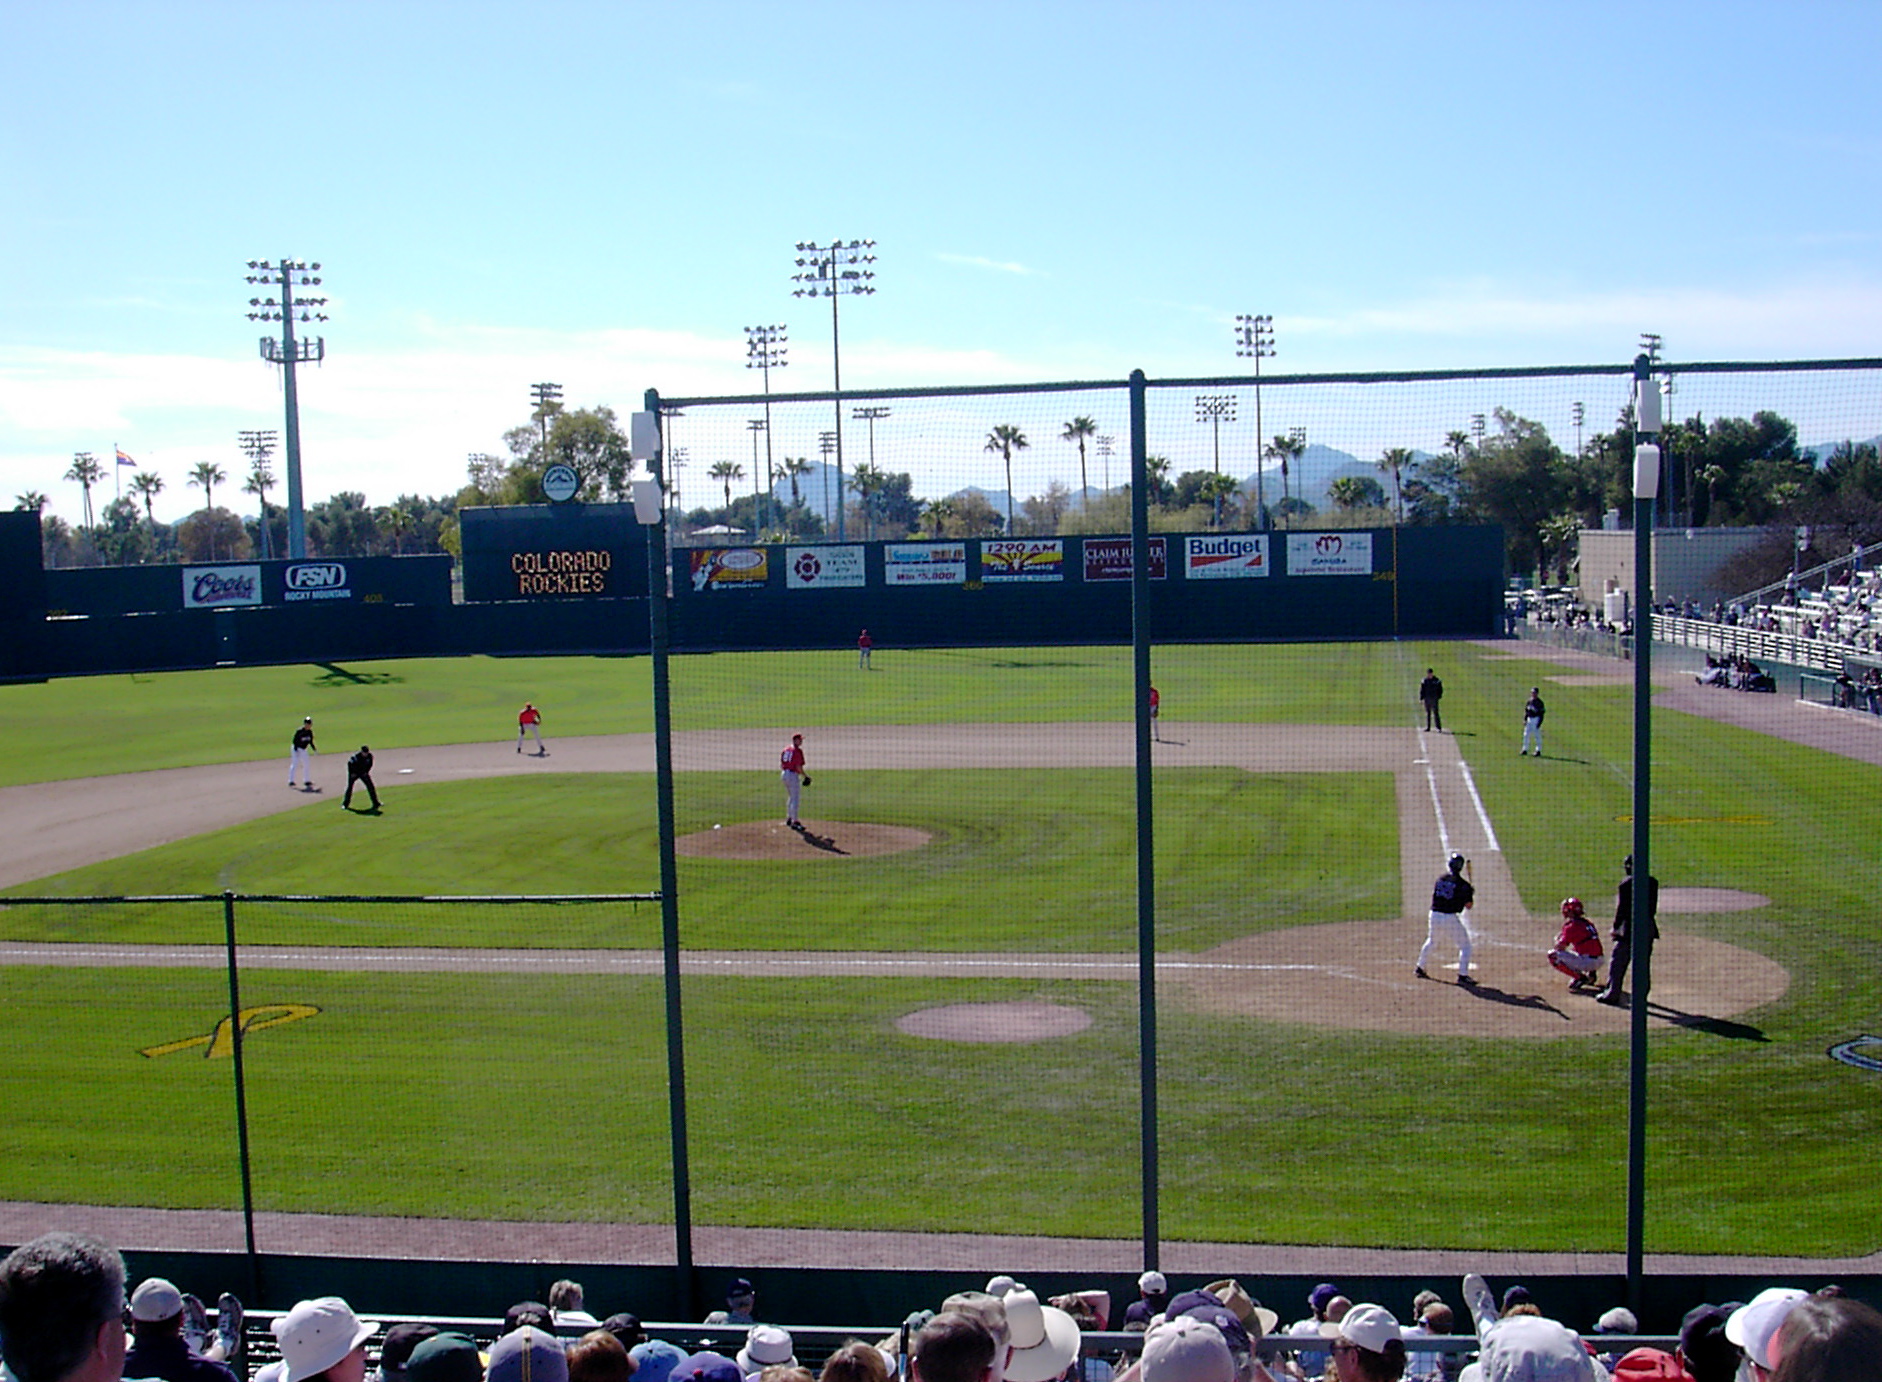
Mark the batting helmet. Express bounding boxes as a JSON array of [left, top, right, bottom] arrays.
[[1561, 897, 1584, 918], [1448, 852, 1466, 873]]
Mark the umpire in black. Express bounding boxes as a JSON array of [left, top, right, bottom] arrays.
[[344, 745, 381, 812], [1597, 853, 1658, 1004]]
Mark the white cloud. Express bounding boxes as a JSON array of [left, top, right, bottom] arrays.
[[937, 252, 1040, 277]]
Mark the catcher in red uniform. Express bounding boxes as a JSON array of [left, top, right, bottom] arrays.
[[1547, 897, 1605, 993]]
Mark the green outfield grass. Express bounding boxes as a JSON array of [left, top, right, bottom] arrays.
[[0, 768, 1397, 952], [0, 642, 1407, 787], [4, 961, 1877, 1253], [4, 639, 1882, 1254]]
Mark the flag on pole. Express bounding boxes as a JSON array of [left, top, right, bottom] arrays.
[[115, 446, 136, 468]]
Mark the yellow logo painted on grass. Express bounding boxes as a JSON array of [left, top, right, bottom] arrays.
[[140, 1004, 321, 1059]]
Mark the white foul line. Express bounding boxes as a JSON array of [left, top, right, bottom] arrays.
[[1457, 759, 1502, 853], [1423, 761, 1452, 856]]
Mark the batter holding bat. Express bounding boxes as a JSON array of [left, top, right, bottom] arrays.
[[779, 732, 809, 829], [1416, 851, 1477, 986]]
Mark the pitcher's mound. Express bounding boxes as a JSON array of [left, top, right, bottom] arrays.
[[897, 1002, 1093, 1043], [676, 819, 932, 860]]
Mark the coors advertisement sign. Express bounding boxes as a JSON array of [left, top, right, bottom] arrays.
[[182, 565, 262, 608]]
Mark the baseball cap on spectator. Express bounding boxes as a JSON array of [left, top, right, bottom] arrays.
[[630, 1341, 688, 1382], [1309, 1286, 1341, 1316], [1676, 1305, 1739, 1382], [1204, 1282, 1279, 1338], [506, 1304, 555, 1335], [1476, 1316, 1601, 1382], [1594, 1311, 1637, 1337], [273, 1298, 380, 1382], [406, 1333, 485, 1382], [1323, 1305, 1401, 1356], [131, 1278, 185, 1322], [727, 1280, 756, 1303], [678, 1354, 741, 1382], [1166, 1292, 1222, 1321], [1140, 1318, 1234, 1382], [736, 1327, 796, 1377], [1724, 1290, 1808, 1372], [602, 1318, 646, 1352], [488, 1329, 569, 1382], [1501, 1288, 1534, 1314], [1140, 1273, 1168, 1296], [1182, 1305, 1250, 1361], [1609, 1350, 1683, 1382], [381, 1325, 442, 1377], [1002, 1291, 1080, 1382]]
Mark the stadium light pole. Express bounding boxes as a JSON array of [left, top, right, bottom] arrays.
[[1097, 435, 1115, 492], [745, 325, 787, 509], [1471, 413, 1486, 453], [245, 258, 327, 559], [239, 429, 280, 560], [748, 419, 767, 519], [1194, 395, 1236, 527], [818, 429, 838, 532], [1233, 314, 1273, 528], [1572, 401, 1585, 462], [530, 383, 563, 465], [1624, 353, 1662, 1313], [792, 240, 876, 541]]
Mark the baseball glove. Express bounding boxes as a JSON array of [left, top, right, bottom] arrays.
[[799, 774, 812, 785]]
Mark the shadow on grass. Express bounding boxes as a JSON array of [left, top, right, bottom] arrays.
[[312, 663, 404, 686], [1644, 1000, 1769, 1042]]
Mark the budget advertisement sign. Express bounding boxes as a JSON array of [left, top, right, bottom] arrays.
[[1082, 537, 1168, 581], [885, 543, 967, 585], [1184, 534, 1269, 579], [1286, 532, 1374, 576], [981, 540, 1064, 582], [786, 545, 866, 589]]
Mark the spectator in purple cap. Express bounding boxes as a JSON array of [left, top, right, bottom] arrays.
[[707, 1282, 757, 1328], [679, 1353, 743, 1382], [631, 1341, 688, 1382], [1124, 1277, 1170, 1335], [489, 1329, 569, 1382], [1288, 1288, 1343, 1379], [1675, 1305, 1738, 1382], [1770, 1295, 1882, 1382], [377, 1326, 441, 1382]]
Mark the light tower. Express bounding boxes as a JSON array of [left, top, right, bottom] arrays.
[[530, 383, 563, 466], [239, 429, 280, 560], [818, 429, 838, 530], [792, 240, 877, 540], [1097, 435, 1116, 492], [245, 258, 328, 559], [745, 325, 787, 518], [1233, 314, 1275, 528]]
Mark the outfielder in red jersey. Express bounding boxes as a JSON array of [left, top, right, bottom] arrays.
[[780, 733, 807, 828], [1547, 896, 1605, 993]]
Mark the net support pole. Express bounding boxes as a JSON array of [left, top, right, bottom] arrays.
[[1625, 355, 1660, 1309], [221, 891, 260, 1298], [644, 388, 695, 1311], [1129, 368, 1160, 1268]]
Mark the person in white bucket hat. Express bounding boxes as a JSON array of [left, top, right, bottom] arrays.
[[272, 1298, 378, 1382]]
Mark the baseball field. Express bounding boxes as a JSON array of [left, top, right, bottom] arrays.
[[1, 639, 1878, 1263]]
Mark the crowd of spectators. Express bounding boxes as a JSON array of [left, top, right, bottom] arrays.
[[3, 1235, 1877, 1382]]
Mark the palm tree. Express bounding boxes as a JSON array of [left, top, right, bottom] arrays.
[[189, 461, 228, 559], [782, 456, 812, 508], [708, 460, 743, 512], [1266, 433, 1306, 524], [921, 497, 954, 538], [1378, 447, 1413, 524], [1329, 475, 1386, 512], [127, 471, 164, 528], [1061, 416, 1097, 512], [1199, 472, 1240, 529], [984, 424, 1029, 533], [242, 465, 275, 558], [15, 490, 48, 513], [850, 461, 888, 540], [64, 453, 105, 528]]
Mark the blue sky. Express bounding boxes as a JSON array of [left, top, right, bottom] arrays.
[[4, 0, 1880, 526]]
